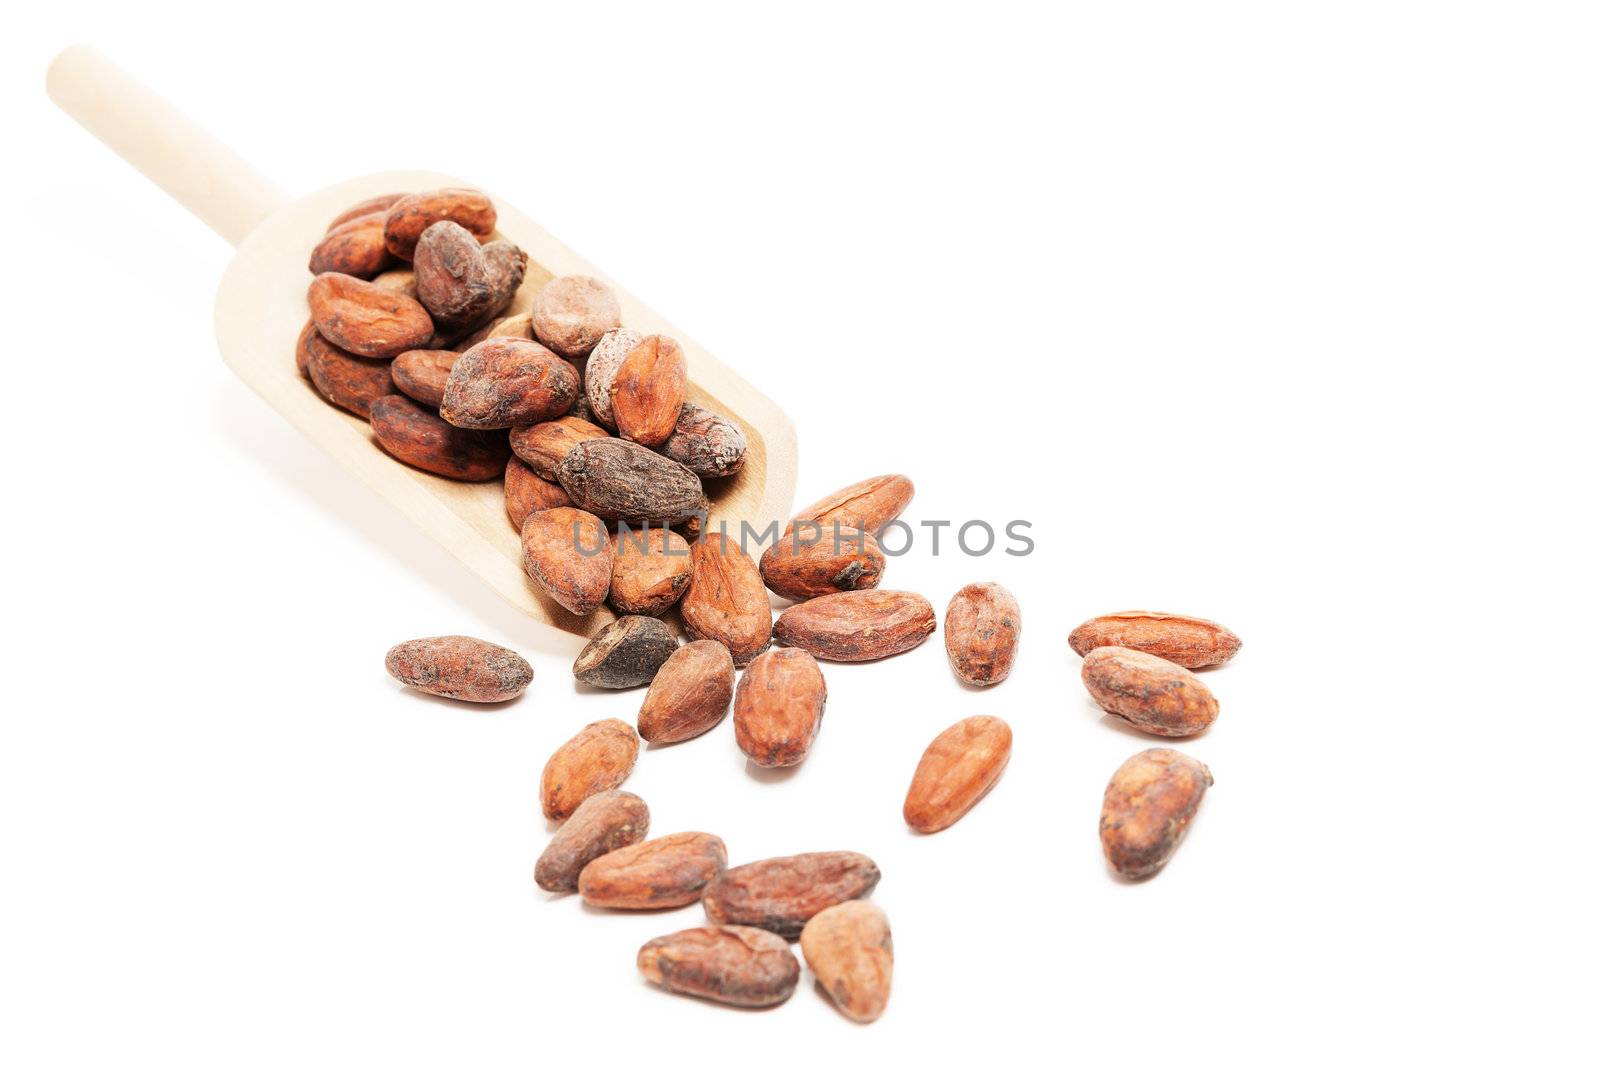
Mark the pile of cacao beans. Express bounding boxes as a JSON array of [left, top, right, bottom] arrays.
[[315, 188, 1242, 1020]]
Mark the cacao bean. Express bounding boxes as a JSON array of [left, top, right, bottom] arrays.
[[307, 272, 433, 359], [702, 852, 879, 938], [519, 506, 612, 616], [1081, 646, 1218, 737], [609, 527, 693, 616], [800, 901, 893, 1023], [773, 590, 935, 662], [637, 640, 735, 744], [504, 455, 571, 531], [759, 527, 884, 602], [534, 789, 649, 892], [610, 334, 686, 448], [556, 438, 706, 526], [661, 402, 749, 478], [389, 348, 459, 407], [530, 274, 622, 357], [1069, 611, 1241, 669], [903, 715, 1012, 833], [509, 416, 608, 480], [578, 831, 727, 909], [382, 187, 496, 260], [540, 718, 640, 822], [733, 647, 826, 768], [680, 533, 771, 666], [1100, 748, 1212, 878], [369, 394, 508, 481], [943, 582, 1021, 686], [573, 615, 678, 689], [637, 925, 799, 1007], [441, 338, 578, 430], [383, 635, 532, 703]]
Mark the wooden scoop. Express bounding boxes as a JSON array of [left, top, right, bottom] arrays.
[[47, 46, 798, 640]]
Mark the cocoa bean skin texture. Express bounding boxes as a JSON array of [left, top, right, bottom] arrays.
[[413, 220, 493, 329], [799, 901, 893, 1023], [383, 635, 532, 703], [760, 528, 884, 602], [1081, 646, 1219, 737], [556, 438, 706, 526], [382, 188, 496, 260], [303, 330, 397, 416], [1069, 611, 1242, 669], [703, 852, 879, 938], [370, 268, 417, 299], [307, 273, 434, 359], [309, 211, 393, 278], [389, 348, 459, 407], [534, 790, 649, 893], [573, 615, 678, 689], [369, 394, 509, 481], [788, 474, 914, 536], [531, 275, 623, 358], [578, 831, 728, 909], [773, 590, 936, 662], [519, 506, 612, 616], [1100, 748, 1212, 879], [441, 338, 579, 430], [661, 403, 749, 478], [509, 416, 608, 480], [295, 319, 318, 378], [584, 328, 643, 428], [733, 648, 827, 768], [903, 715, 1013, 833], [944, 582, 1021, 686], [610, 528, 693, 617], [540, 718, 640, 822], [681, 534, 772, 667], [638, 925, 800, 1008], [327, 193, 406, 232], [638, 640, 735, 744], [610, 335, 686, 447], [504, 456, 571, 531]]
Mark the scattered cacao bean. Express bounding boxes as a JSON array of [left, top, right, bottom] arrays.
[[903, 715, 1012, 833], [759, 527, 884, 602], [540, 718, 640, 822], [383, 635, 532, 703], [578, 831, 728, 909], [788, 474, 914, 536], [1081, 646, 1219, 737], [1100, 748, 1212, 878], [637, 640, 735, 744], [309, 211, 392, 278], [534, 790, 650, 893], [1069, 611, 1242, 669], [702, 852, 879, 938], [773, 590, 935, 662], [943, 582, 1021, 686], [800, 901, 893, 1023], [573, 615, 678, 689], [680, 533, 772, 666], [733, 648, 827, 768], [638, 925, 800, 1007]]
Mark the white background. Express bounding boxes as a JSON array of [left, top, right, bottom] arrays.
[[3, 3, 1597, 1063]]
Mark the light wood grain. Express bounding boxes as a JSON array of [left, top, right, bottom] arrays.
[[48, 49, 798, 646]]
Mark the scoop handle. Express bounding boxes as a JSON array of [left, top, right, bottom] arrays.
[[46, 46, 289, 247]]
